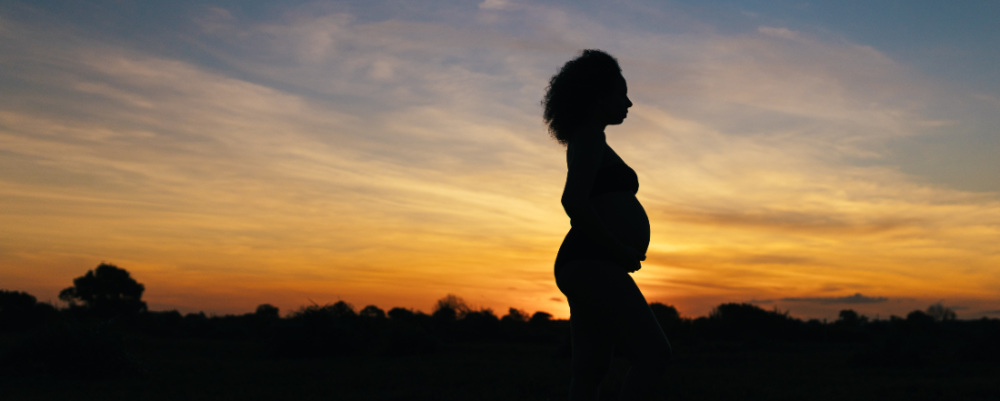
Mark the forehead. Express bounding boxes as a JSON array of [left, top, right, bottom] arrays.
[[615, 75, 627, 91]]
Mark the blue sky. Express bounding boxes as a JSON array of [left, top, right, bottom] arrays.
[[2, 0, 998, 319]]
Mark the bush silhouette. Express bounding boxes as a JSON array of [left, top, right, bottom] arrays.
[[529, 311, 552, 325], [137, 310, 184, 337], [327, 300, 357, 319], [457, 308, 501, 341], [379, 307, 440, 355], [705, 302, 800, 342], [906, 309, 935, 327], [1, 319, 143, 378], [432, 294, 470, 323], [387, 307, 416, 322], [836, 309, 867, 327], [266, 302, 365, 357], [926, 302, 957, 322], [649, 302, 683, 335], [1, 290, 56, 330], [360, 305, 387, 320], [827, 309, 871, 342], [255, 304, 280, 319], [58, 263, 147, 319], [501, 307, 529, 323], [377, 320, 440, 356]]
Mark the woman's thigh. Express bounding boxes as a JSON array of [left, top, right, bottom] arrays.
[[556, 261, 671, 362]]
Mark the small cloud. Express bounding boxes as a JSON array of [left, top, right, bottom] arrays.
[[205, 6, 234, 20], [368, 60, 394, 81], [758, 26, 800, 41], [916, 119, 958, 127], [479, 0, 514, 10], [749, 298, 775, 304], [739, 254, 810, 265], [972, 93, 1000, 109], [195, 6, 236, 34], [982, 310, 1000, 315], [819, 283, 846, 293], [549, 297, 563, 303], [781, 293, 888, 304]]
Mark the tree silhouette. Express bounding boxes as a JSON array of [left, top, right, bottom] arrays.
[[906, 309, 935, 326], [706, 302, 799, 341], [926, 302, 957, 322], [328, 300, 356, 319], [58, 263, 147, 319], [0, 290, 37, 309], [360, 305, 387, 320], [387, 307, 416, 321], [1, 290, 56, 329], [649, 302, 683, 333], [459, 308, 501, 340], [529, 311, 552, 325], [255, 304, 280, 319], [432, 294, 470, 322], [836, 309, 868, 327], [501, 307, 529, 323]]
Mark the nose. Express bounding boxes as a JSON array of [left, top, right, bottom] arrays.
[[626, 97, 633, 108]]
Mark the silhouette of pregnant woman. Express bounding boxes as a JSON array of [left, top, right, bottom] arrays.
[[544, 50, 671, 401]]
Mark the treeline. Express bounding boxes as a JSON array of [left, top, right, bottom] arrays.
[[2, 263, 1000, 379]]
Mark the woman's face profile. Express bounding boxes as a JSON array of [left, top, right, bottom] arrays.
[[601, 75, 632, 126]]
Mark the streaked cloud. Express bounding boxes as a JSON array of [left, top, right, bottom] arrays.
[[757, 26, 800, 41], [780, 293, 889, 305], [479, 0, 517, 11]]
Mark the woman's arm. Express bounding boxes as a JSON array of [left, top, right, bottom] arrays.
[[561, 131, 643, 271]]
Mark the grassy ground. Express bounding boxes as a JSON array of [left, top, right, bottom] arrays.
[[2, 335, 998, 401]]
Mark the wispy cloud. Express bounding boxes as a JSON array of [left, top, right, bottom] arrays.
[[479, 0, 517, 11], [757, 26, 801, 41], [780, 293, 888, 305]]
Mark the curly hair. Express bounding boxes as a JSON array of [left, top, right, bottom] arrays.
[[542, 49, 623, 145]]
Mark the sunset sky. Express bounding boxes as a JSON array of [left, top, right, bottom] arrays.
[[2, 0, 998, 320]]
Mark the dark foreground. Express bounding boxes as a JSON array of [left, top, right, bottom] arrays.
[[3, 334, 998, 401]]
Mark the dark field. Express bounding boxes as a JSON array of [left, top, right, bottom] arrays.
[[4, 284, 999, 401], [3, 331, 998, 401]]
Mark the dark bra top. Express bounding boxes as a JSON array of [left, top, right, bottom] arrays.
[[591, 147, 639, 196]]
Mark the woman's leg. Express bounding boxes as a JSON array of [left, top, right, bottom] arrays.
[[557, 260, 671, 401], [613, 274, 671, 400], [557, 261, 616, 401]]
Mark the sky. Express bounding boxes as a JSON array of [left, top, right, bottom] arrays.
[[1, 0, 998, 320]]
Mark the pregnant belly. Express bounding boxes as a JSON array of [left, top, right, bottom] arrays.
[[592, 193, 651, 254]]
